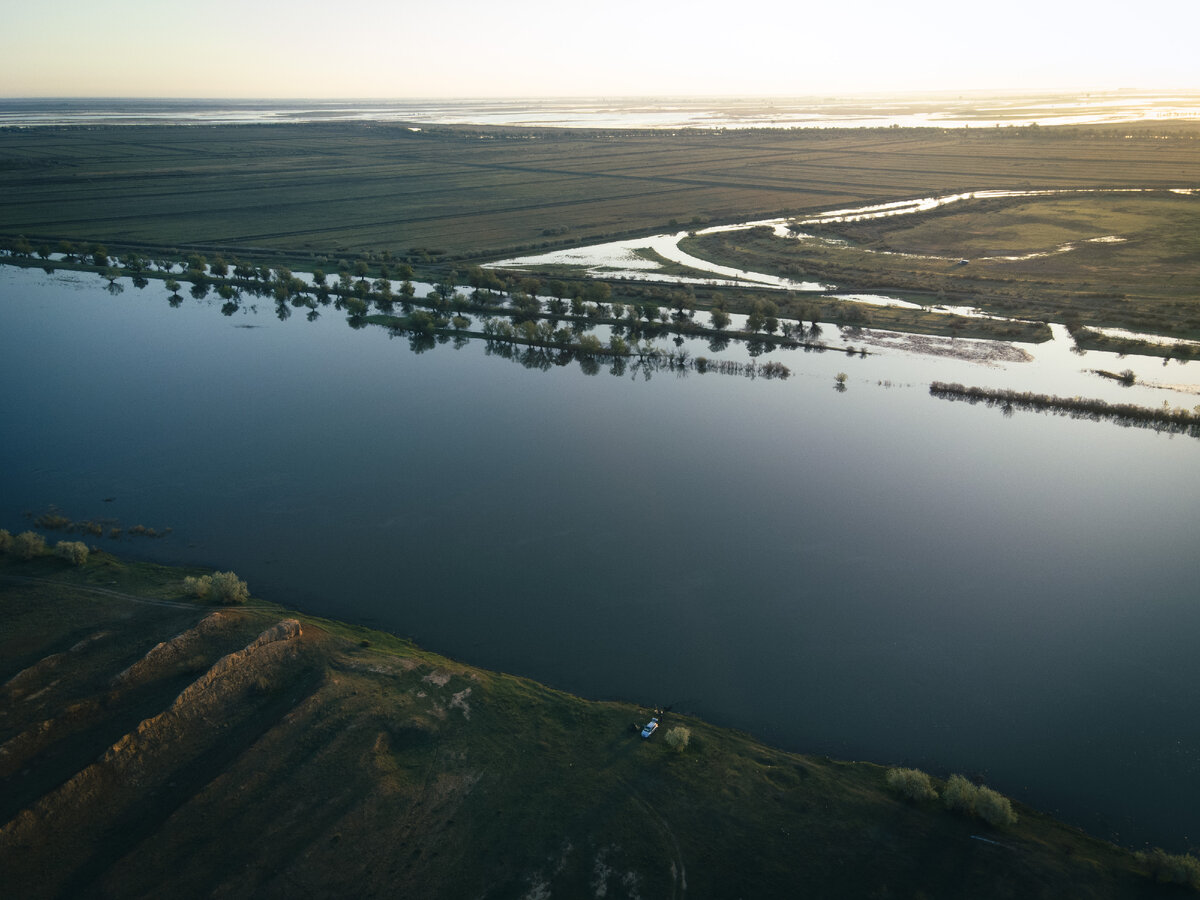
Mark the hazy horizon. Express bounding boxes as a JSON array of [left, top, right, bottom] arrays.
[[5, 92, 1196, 130], [4, 87, 1193, 103], [3, 0, 1194, 99], [2, 88, 1196, 101]]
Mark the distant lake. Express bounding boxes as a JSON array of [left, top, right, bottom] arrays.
[[3, 92, 1199, 129], [2, 266, 1197, 851]]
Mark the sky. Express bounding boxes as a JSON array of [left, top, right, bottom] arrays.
[[2, 0, 1196, 98]]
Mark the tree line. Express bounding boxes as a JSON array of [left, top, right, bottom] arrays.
[[1, 243, 849, 372], [929, 382, 1200, 438]]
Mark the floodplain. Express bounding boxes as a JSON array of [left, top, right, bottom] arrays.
[[3, 120, 1198, 350], [673, 190, 1200, 345], [3, 122, 1199, 261]]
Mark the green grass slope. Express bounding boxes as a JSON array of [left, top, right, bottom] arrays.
[[0, 550, 1189, 899]]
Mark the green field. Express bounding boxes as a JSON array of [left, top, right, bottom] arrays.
[[3, 122, 1198, 347], [2, 122, 1198, 264], [1, 546, 1194, 899]]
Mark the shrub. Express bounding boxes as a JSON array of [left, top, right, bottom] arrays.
[[942, 774, 978, 815], [886, 767, 938, 802], [943, 774, 1017, 826], [0, 529, 12, 553], [54, 541, 89, 567], [13, 531, 46, 560], [974, 785, 1018, 826], [183, 574, 212, 599], [1139, 848, 1200, 889], [184, 571, 248, 604], [663, 726, 691, 753], [209, 571, 250, 605]]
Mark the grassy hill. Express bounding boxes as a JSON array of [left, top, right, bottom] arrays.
[[0, 546, 1191, 899]]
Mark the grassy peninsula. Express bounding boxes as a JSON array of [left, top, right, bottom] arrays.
[[1, 545, 1195, 899]]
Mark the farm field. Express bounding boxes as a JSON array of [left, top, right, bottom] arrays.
[[2, 122, 1198, 264]]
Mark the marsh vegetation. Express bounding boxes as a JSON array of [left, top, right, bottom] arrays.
[[677, 192, 1200, 344]]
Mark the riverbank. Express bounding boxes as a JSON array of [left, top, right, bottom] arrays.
[[1, 547, 1195, 898]]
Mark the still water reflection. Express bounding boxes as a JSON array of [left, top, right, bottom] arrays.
[[2, 266, 1197, 851]]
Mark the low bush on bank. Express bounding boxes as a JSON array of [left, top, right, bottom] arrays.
[[664, 726, 691, 753], [1138, 847, 1200, 890], [973, 786, 1019, 828], [12, 530, 46, 560], [54, 540, 89, 566], [886, 767, 938, 802], [943, 774, 1017, 827], [184, 570, 250, 605]]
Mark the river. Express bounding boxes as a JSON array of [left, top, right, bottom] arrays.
[[1, 264, 1197, 851]]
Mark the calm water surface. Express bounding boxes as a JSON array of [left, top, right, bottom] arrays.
[[1, 267, 1197, 850], [3, 94, 1198, 128]]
